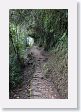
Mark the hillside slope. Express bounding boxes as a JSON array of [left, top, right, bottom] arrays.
[[43, 32, 68, 98]]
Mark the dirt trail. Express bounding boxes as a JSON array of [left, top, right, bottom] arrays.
[[10, 46, 61, 99], [30, 46, 60, 99]]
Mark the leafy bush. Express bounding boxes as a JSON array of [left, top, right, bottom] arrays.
[[9, 55, 23, 89], [9, 23, 26, 90]]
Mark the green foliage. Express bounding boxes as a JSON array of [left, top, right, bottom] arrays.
[[9, 9, 68, 92], [9, 55, 22, 89], [9, 25, 22, 89], [26, 9, 68, 51], [9, 12, 27, 89]]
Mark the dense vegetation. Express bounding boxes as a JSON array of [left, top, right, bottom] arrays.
[[9, 9, 68, 98]]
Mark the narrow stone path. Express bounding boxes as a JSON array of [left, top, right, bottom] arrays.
[[30, 46, 60, 99]]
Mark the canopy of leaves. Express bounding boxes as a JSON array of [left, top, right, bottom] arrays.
[[9, 9, 68, 90]]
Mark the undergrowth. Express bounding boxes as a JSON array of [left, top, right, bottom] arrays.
[[43, 32, 68, 98]]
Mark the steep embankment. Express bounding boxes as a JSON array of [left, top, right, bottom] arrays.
[[43, 33, 68, 98]]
